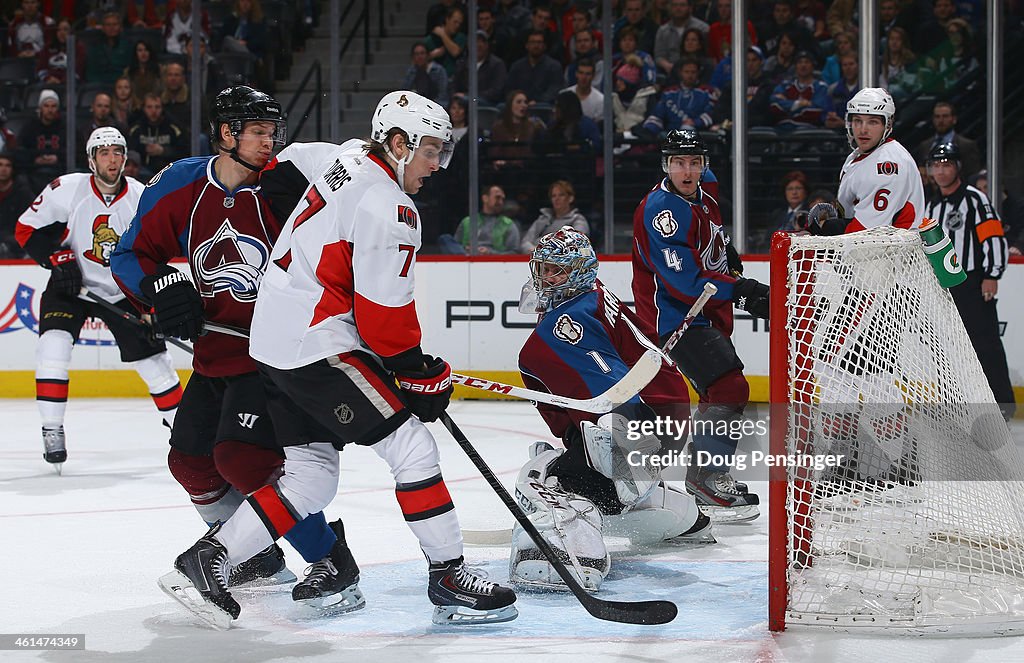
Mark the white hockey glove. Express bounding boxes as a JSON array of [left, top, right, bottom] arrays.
[[581, 413, 663, 507]]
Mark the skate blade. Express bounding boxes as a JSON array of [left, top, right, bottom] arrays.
[[157, 570, 234, 630], [697, 504, 760, 524], [230, 567, 298, 589], [431, 604, 518, 625], [294, 585, 366, 616], [661, 531, 718, 546], [50, 462, 63, 476]]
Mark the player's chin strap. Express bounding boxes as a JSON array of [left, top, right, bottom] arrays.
[[221, 144, 263, 173], [385, 144, 416, 193]]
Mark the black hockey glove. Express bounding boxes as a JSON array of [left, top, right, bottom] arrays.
[[140, 265, 204, 342], [725, 238, 743, 276], [732, 277, 770, 320], [804, 202, 847, 236], [395, 355, 453, 423], [48, 249, 82, 296]]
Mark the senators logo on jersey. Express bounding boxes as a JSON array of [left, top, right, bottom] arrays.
[[83, 214, 120, 266], [192, 219, 270, 302], [397, 204, 418, 229], [876, 161, 899, 176]]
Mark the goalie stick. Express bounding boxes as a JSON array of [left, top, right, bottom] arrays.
[[440, 412, 677, 625]]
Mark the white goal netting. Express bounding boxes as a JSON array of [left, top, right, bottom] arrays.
[[771, 227, 1024, 635]]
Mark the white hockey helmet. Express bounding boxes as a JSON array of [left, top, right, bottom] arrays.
[[86, 126, 127, 179], [845, 87, 895, 150], [371, 91, 454, 191]]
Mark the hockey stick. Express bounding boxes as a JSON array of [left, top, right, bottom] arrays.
[[452, 348, 662, 413], [440, 412, 677, 625], [81, 289, 194, 354], [201, 320, 251, 339], [660, 282, 718, 360]]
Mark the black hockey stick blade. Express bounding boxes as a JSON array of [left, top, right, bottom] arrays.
[[440, 413, 678, 625]]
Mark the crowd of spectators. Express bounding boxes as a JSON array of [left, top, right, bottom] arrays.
[[411, 0, 1006, 253]]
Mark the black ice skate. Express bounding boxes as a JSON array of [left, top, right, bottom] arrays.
[[686, 466, 760, 524], [291, 520, 365, 615], [667, 510, 717, 544], [228, 543, 297, 588], [157, 524, 240, 630], [428, 556, 518, 625], [42, 426, 66, 474]]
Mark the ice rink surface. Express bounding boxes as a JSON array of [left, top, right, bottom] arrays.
[[4, 399, 1024, 663]]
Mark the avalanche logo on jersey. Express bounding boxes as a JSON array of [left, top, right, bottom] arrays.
[[192, 219, 269, 302], [83, 215, 120, 266], [699, 223, 729, 274], [553, 314, 584, 345], [652, 209, 678, 237]]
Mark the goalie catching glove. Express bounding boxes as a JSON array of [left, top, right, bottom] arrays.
[[395, 355, 453, 423], [140, 264, 204, 341]]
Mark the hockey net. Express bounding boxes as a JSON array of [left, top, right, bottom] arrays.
[[768, 227, 1024, 635]]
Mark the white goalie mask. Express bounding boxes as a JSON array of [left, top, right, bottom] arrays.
[[371, 90, 454, 193], [845, 87, 895, 151], [86, 126, 127, 183]]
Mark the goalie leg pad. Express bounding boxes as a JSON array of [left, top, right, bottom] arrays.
[[581, 413, 662, 507], [605, 483, 715, 545]]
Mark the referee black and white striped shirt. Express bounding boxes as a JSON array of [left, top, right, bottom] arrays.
[[925, 181, 1008, 278]]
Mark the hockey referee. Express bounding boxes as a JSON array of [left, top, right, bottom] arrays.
[[925, 142, 1016, 419]]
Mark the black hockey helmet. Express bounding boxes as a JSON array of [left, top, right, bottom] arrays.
[[927, 141, 960, 169], [661, 128, 709, 176], [210, 85, 286, 146]]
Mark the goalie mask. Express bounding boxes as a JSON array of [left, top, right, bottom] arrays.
[[86, 127, 127, 185], [845, 87, 895, 151], [371, 90, 454, 193], [524, 226, 598, 313]]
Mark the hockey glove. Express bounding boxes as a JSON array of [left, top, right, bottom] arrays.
[[805, 202, 847, 236], [48, 249, 82, 297], [732, 277, 770, 320], [395, 355, 453, 423], [140, 265, 204, 342], [725, 238, 743, 276]]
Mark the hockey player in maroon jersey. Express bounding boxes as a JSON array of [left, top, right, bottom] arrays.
[[632, 129, 769, 522], [511, 226, 714, 591], [111, 87, 349, 618], [16, 127, 182, 473]]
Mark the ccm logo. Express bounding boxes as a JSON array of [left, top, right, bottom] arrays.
[[397, 376, 452, 393], [52, 252, 75, 264], [450, 374, 513, 394], [877, 161, 899, 175]]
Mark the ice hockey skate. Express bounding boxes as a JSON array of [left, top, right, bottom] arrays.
[[228, 543, 297, 589], [291, 520, 365, 615], [686, 466, 760, 523], [157, 525, 239, 630], [428, 556, 518, 625], [42, 426, 66, 475]]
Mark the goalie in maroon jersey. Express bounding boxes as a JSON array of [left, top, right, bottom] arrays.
[[511, 226, 714, 592], [110, 86, 351, 622]]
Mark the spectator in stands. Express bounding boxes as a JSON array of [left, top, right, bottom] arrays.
[[164, 0, 209, 55], [562, 58, 604, 124], [112, 75, 140, 128], [922, 17, 978, 94], [822, 31, 854, 86], [8, 0, 54, 58], [913, 101, 981, 178], [642, 57, 714, 136], [124, 149, 145, 181], [613, 26, 657, 87], [707, 0, 757, 62], [125, 0, 170, 29], [76, 92, 120, 168], [425, 0, 465, 33], [494, 0, 532, 63], [520, 179, 590, 253], [971, 170, 1024, 256], [16, 89, 65, 190], [125, 39, 162, 102], [404, 41, 450, 108], [534, 89, 602, 155], [36, 18, 85, 84], [648, 0, 672, 25], [565, 28, 601, 86], [711, 45, 774, 128], [762, 30, 797, 84], [611, 57, 658, 132], [0, 108, 17, 153], [878, 26, 919, 103], [614, 0, 658, 55], [505, 31, 564, 105], [771, 170, 809, 231], [449, 94, 468, 142], [769, 51, 831, 129], [677, 27, 715, 85], [159, 61, 190, 130], [807, 188, 838, 209], [453, 30, 507, 106], [183, 33, 225, 124], [565, 9, 602, 66], [477, 6, 496, 42], [426, 6, 466, 79], [826, 53, 859, 127], [759, 0, 818, 59], [879, 0, 914, 44], [127, 92, 185, 174], [654, 0, 710, 77], [217, 0, 268, 79], [793, 0, 827, 40], [489, 89, 546, 168], [825, 0, 856, 43], [916, 0, 958, 56], [0, 152, 32, 258], [442, 184, 522, 254], [86, 10, 132, 85]]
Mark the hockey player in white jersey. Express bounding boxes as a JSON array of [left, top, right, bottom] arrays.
[[163, 91, 517, 629], [15, 127, 182, 473]]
